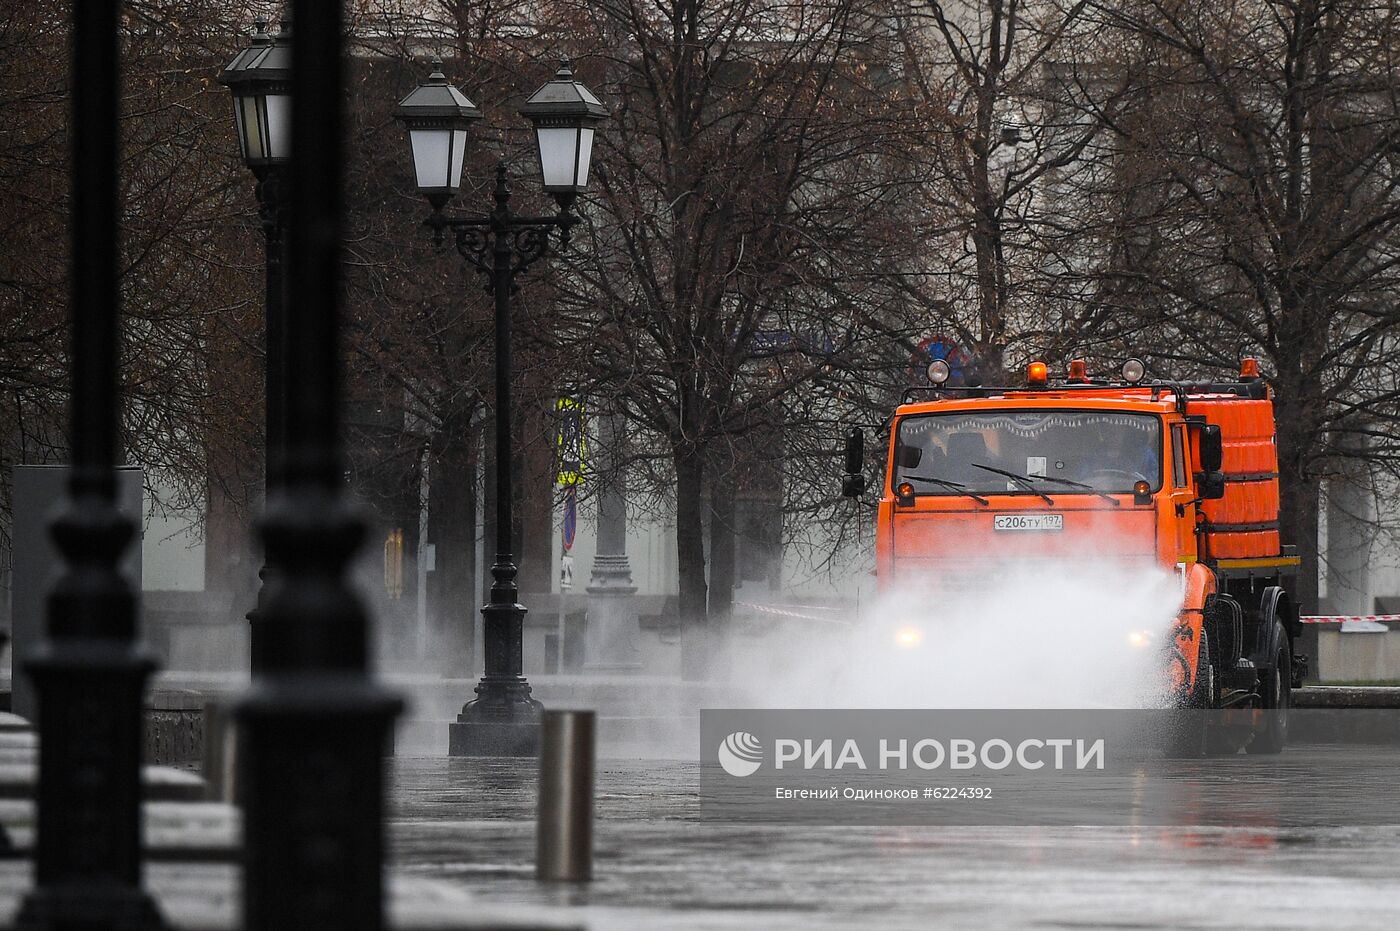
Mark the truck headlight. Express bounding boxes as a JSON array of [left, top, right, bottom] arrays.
[[895, 626, 923, 649], [1127, 630, 1153, 649]]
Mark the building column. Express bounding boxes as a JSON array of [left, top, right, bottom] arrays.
[[1325, 428, 1373, 614], [584, 406, 642, 671]]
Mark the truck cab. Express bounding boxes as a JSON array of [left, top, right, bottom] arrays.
[[843, 358, 1303, 755], [879, 394, 1191, 575]]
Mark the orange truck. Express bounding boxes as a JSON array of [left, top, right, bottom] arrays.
[[841, 357, 1305, 755]]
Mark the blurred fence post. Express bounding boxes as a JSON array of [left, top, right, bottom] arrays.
[[234, 1, 402, 928], [14, 1, 165, 927], [201, 702, 238, 802]]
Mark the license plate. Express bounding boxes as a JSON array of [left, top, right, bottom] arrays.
[[993, 514, 1063, 532]]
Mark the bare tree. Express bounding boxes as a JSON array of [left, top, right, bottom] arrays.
[[893, 0, 1128, 380], [0, 1, 266, 563], [1076, 0, 1400, 610], [500, 0, 937, 653]]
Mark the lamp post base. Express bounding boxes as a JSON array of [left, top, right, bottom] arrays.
[[448, 673, 543, 757], [448, 717, 542, 757]]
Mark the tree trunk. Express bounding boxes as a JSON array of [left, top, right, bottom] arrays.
[[971, 208, 1007, 381], [675, 442, 708, 678], [427, 419, 477, 677], [969, 22, 1008, 384], [1280, 468, 1320, 616], [1272, 288, 1327, 617], [674, 444, 709, 621], [705, 468, 737, 683], [1274, 393, 1321, 615], [708, 468, 737, 627], [519, 401, 553, 596]]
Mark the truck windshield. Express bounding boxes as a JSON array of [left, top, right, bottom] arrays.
[[894, 410, 1163, 496]]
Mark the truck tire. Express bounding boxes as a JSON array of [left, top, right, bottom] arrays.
[[1245, 621, 1290, 755], [1164, 628, 1212, 759], [1199, 620, 1240, 756]]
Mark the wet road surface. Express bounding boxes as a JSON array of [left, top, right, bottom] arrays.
[[388, 750, 1400, 930]]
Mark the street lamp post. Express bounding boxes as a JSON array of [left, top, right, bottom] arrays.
[[397, 59, 606, 756], [218, 19, 293, 672]]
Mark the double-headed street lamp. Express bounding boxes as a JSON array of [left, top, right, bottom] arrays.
[[218, 20, 292, 672], [397, 60, 607, 756]]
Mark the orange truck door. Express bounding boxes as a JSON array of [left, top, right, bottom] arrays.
[[1170, 423, 1197, 562]]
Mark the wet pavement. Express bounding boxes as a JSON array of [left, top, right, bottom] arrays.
[[388, 751, 1400, 930]]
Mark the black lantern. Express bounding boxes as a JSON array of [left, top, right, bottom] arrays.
[[395, 59, 483, 208], [520, 60, 608, 198], [394, 57, 607, 756], [218, 19, 292, 168]]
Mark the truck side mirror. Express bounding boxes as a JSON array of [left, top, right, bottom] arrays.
[[843, 428, 864, 474], [842, 474, 867, 497], [1199, 424, 1223, 473], [1199, 470, 1226, 500]]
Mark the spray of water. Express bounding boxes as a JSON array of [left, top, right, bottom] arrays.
[[733, 562, 1181, 710], [379, 556, 1183, 756]]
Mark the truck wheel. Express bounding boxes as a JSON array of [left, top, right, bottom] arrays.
[[1199, 623, 1238, 756], [1164, 628, 1212, 759], [1246, 622, 1290, 755]]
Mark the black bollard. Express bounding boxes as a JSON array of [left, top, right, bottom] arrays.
[[536, 710, 596, 881]]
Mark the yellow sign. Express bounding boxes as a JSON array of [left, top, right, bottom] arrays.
[[556, 397, 586, 485]]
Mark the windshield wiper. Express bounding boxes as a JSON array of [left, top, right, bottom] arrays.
[[1033, 475, 1122, 506], [969, 462, 1055, 505], [903, 474, 990, 506]]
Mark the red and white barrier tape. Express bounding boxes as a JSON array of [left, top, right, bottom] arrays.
[[737, 607, 1397, 624], [1301, 615, 1400, 624], [734, 602, 849, 623]]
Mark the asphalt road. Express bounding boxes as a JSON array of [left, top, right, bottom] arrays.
[[388, 749, 1400, 930]]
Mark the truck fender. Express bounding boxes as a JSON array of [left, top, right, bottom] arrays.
[[1252, 586, 1294, 669], [1175, 563, 1217, 695]]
